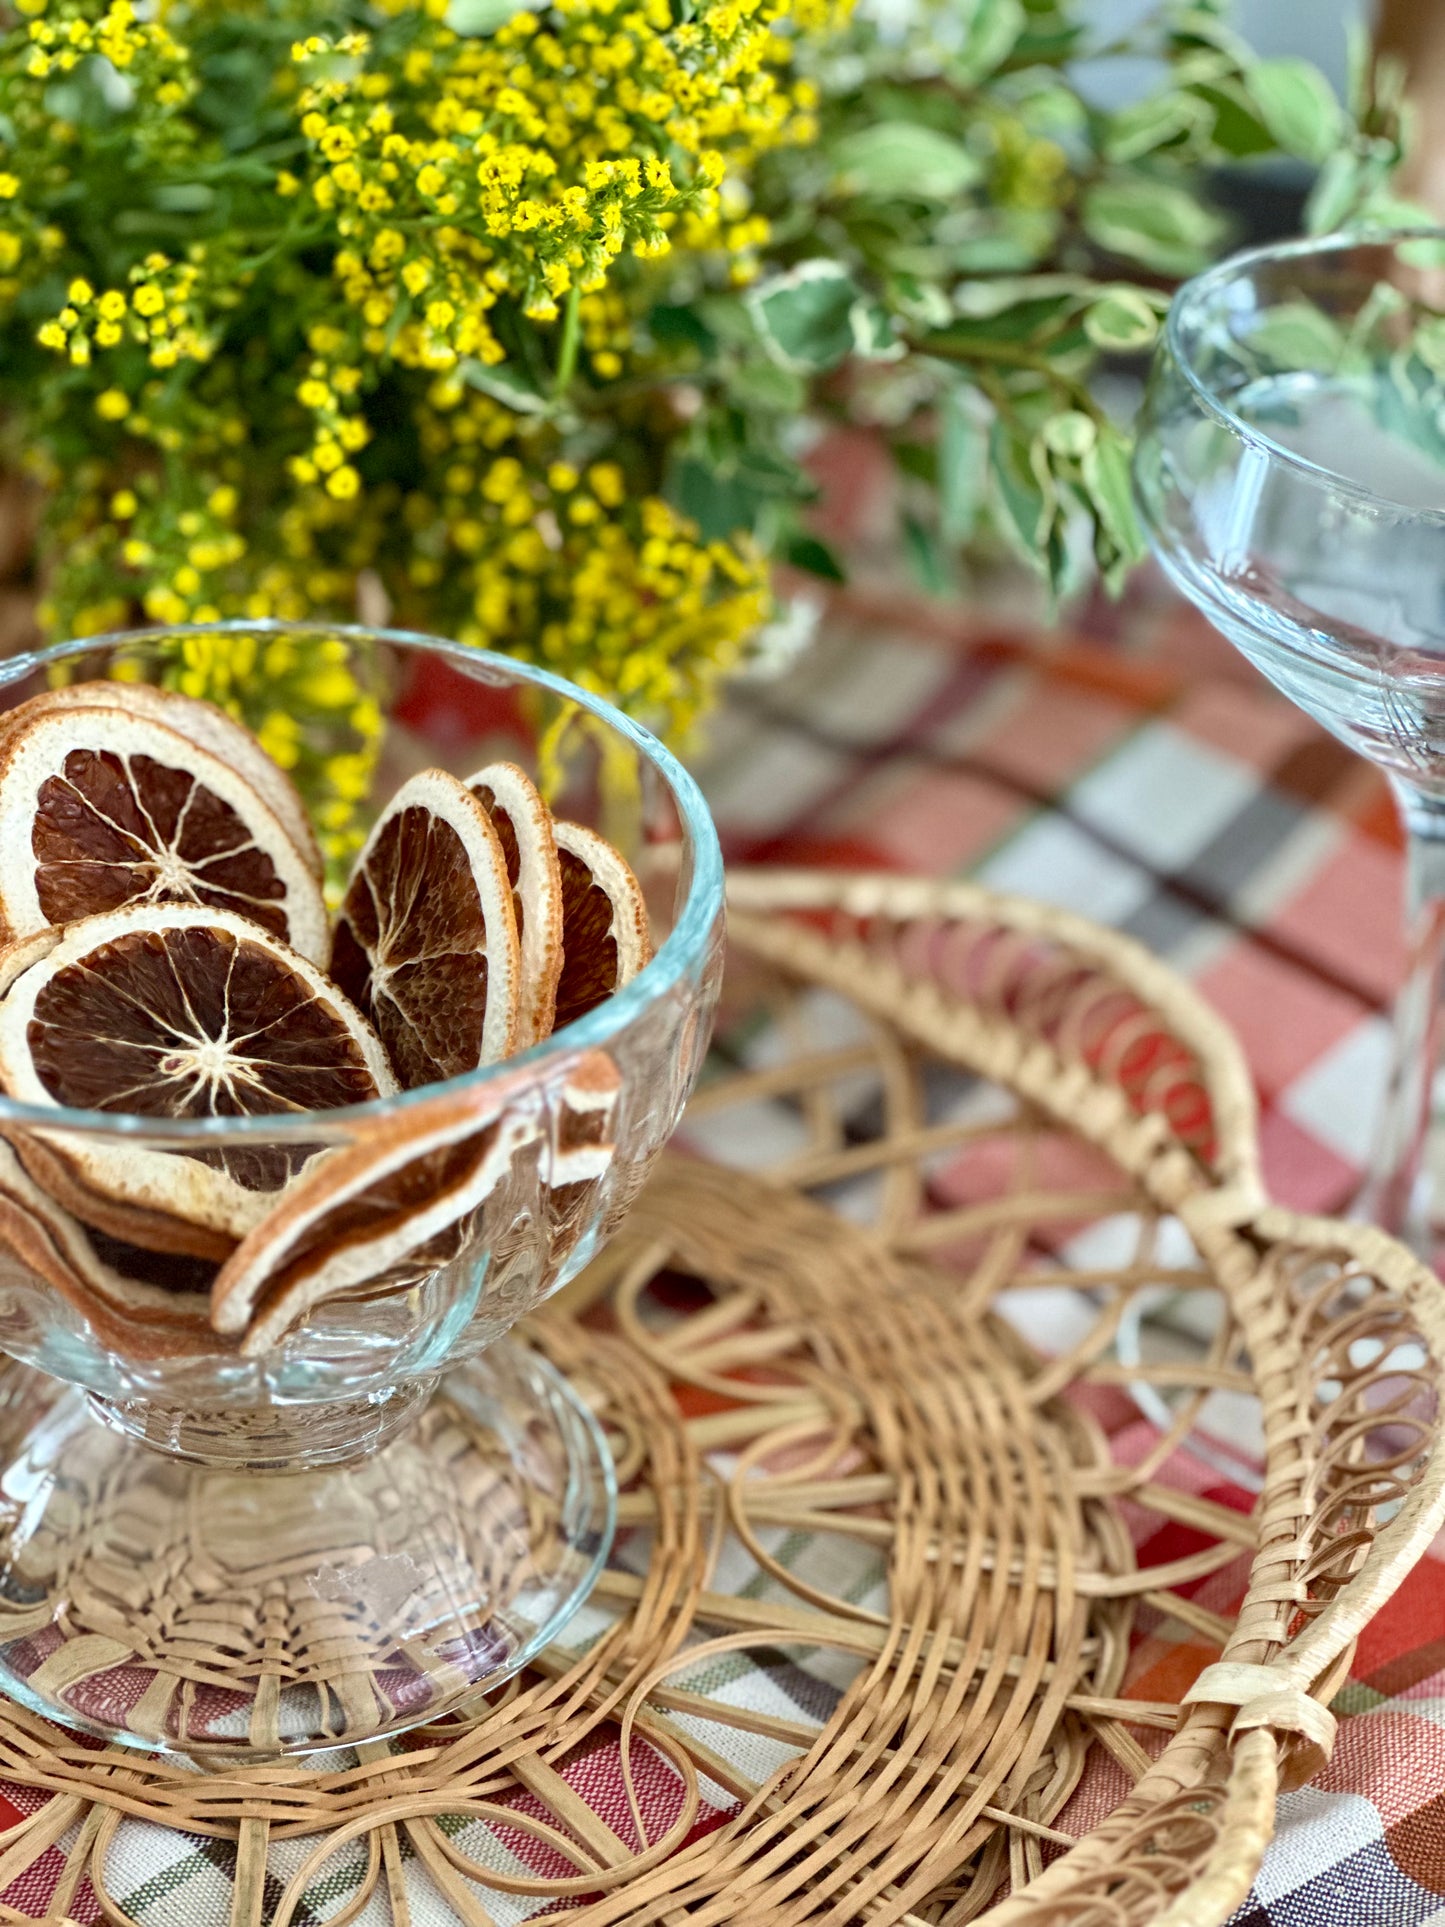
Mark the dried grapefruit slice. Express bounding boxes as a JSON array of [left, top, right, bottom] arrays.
[[330, 768, 521, 1089], [0, 927, 59, 999], [465, 762, 562, 1049], [0, 904, 397, 1243], [544, 1049, 621, 1189], [0, 1136, 215, 1359], [551, 820, 653, 1033], [5, 1130, 236, 1261], [0, 706, 329, 963], [0, 681, 323, 880], [211, 1079, 545, 1353], [539, 1050, 622, 1266]]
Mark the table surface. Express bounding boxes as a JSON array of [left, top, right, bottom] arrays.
[[3, 562, 1442, 1925], [694, 561, 1445, 1927]]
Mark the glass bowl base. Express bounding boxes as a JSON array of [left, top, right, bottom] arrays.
[[0, 1341, 615, 1761]]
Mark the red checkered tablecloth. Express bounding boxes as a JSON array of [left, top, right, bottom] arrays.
[[2, 563, 1441, 1925], [692, 564, 1445, 1925]]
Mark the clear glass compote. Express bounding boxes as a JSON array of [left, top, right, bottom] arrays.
[[0, 622, 724, 1759], [1133, 228, 1445, 1261]]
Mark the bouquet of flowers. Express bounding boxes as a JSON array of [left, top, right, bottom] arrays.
[[0, 0, 1415, 784]]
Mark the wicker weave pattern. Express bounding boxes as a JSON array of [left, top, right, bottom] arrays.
[[0, 867, 1438, 1926]]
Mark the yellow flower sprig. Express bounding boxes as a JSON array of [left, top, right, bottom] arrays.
[[0, 0, 854, 850]]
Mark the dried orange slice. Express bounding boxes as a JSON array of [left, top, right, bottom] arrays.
[[0, 680, 323, 880], [0, 904, 397, 1243], [0, 1135, 216, 1359], [330, 768, 521, 1089], [211, 1080, 544, 1354], [465, 762, 563, 1049], [551, 820, 653, 1033], [0, 705, 329, 963]]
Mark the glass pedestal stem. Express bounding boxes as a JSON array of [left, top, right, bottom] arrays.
[[1359, 789, 1445, 1263]]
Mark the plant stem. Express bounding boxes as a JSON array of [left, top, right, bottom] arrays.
[[553, 284, 583, 400], [913, 332, 1105, 421]]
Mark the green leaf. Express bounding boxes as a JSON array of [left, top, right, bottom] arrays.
[[1082, 179, 1225, 277], [1083, 288, 1161, 353], [830, 123, 980, 202], [927, 294, 1077, 349], [1041, 410, 1097, 459], [938, 386, 980, 544], [987, 419, 1052, 565], [747, 261, 858, 373], [1240, 302, 1344, 375], [1168, 7, 1256, 67], [728, 360, 808, 412], [1081, 429, 1146, 569], [1413, 318, 1445, 381], [1190, 80, 1276, 159], [956, 0, 1025, 84], [1306, 150, 1368, 234], [1244, 57, 1342, 166], [648, 304, 716, 354], [671, 457, 762, 541], [782, 531, 846, 584], [446, 0, 524, 33], [694, 295, 761, 348], [1014, 83, 1088, 140], [849, 297, 903, 361], [954, 274, 1087, 320], [902, 512, 950, 596], [1104, 93, 1207, 165], [459, 358, 550, 414]]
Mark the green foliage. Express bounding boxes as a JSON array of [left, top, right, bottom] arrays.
[[0, 0, 1423, 737], [733, 0, 1419, 600]]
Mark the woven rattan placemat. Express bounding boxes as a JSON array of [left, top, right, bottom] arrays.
[[0, 866, 1442, 1927]]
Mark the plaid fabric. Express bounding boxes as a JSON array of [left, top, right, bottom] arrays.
[[4, 559, 1444, 1921], [695, 565, 1445, 1926]]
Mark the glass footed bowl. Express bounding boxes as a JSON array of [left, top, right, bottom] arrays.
[[0, 622, 724, 1759]]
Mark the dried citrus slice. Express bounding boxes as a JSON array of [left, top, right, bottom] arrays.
[[544, 1049, 621, 1189], [551, 820, 653, 1033], [0, 706, 329, 963], [0, 680, 323, 880], [330, 768, 521, 1089], [211, 1081, 543, 1353], [538, 1050, 622, 1268], [0, 1135, 215, 1359], [465, 762, 563, 1049], [0, 904, 397, 1243], [0, 927, 59, 999], [5, 1130, 237, 1261]]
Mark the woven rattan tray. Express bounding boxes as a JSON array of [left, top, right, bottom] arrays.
[[0, 866, 1442, 1927]]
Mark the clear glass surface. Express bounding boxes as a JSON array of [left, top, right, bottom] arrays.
[[1134, 230, 1445, 1259], [0, 622, 725, 1756]]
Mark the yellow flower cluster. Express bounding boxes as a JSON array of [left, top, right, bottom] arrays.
[[18, 0, 188, 95], [0, 0, 854, 820], [405, 382, 767, 741], [580, 286, 632, 379], [36, 254, 215, 370], [285, 0, 840, 357], [289, 324, 371, 502]]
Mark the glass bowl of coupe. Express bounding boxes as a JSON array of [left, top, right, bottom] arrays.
[[0, 622, 724, 1758]]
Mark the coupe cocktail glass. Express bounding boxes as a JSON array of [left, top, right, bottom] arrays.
[[1134, 229, 1445, 1259]]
